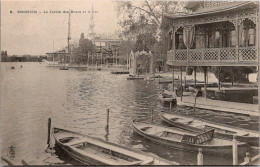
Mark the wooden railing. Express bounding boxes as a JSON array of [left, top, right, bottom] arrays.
[[166, 47, 258, 66]]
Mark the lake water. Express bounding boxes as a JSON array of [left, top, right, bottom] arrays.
[[1, 62, 258, 165]]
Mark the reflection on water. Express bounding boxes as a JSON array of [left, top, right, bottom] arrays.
[[1, 62, 258, 165]]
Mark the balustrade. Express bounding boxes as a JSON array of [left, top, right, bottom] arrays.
[[167, 47, 257, 66]]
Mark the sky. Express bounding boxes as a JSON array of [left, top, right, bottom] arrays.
[[1, 0, 119, 55]]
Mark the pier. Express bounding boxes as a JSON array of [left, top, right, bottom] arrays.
[[177, 92, 259, 117]]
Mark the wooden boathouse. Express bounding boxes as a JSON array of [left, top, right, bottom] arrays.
[[163, 1, 259, 115]]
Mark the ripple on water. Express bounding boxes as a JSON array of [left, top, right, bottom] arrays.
[[1, 63, 258, 166]]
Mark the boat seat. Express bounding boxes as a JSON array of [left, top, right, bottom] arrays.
[[195, 129, 215, 144], [59, 137, 80, 143]]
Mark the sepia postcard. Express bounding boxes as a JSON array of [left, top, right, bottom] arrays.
[[1, 0, 259, 166]]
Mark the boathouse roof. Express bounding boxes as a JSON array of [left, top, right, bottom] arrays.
[[164, 1, 258, 20]]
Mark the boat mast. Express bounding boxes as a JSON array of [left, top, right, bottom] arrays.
[[68, 11, 71, 53], [68, 11, 71, 64]]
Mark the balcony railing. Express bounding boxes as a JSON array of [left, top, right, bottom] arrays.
[[167, 47, 258, 66]]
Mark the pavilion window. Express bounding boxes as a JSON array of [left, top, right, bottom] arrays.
[[176, 28, 186, 49], [221, 22, 236, 48], [206, 31, 214, 48], [195, 26, 206, 49], [214, 31, 221, 48], [230, 30, 236, 47], [239, 19, 256, 47]]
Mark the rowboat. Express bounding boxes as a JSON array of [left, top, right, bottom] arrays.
[[127, 75, 145, 80], [132, 120, 248, 156], [53, 127, 178, 165], [160, 111, 259, 146], [159, 90, 177, 106]]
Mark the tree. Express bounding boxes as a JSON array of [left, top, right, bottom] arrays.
[[116, 1, 179, 40], [116, 1, 182, 71], [73, 33, 97, 64]]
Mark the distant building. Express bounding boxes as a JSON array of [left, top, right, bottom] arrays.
[[1, 51, 8, 62], [46, 52, 70, 64], [92, 35, 121, 64]]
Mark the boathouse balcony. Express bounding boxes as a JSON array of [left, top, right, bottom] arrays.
[[165, 1, 259, 67], [167, 46, 257, 66]]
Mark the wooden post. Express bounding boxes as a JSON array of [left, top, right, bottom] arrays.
[[172, 66, 174, 91], [233, 135, 238, 165], [232, 67, 234, 86], [193, 93, 197, 112], [184, 76, 186, 92], [106, 109, 109, 129], [170, 102, 172, 111], [47, 118, 51, 146], [218, 67, 221, 90], [151, 109, 153, 123], [197, 148, 203, 165], [194, 66, 197, 87], [244, 152, 251, 164], [180, 67, 183, 101], [203, 67, 207, 99]]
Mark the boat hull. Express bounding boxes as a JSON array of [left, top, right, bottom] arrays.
[[132, 121, 248, 157], [53, 127, 178, 165], [160, 112, 259, 146]]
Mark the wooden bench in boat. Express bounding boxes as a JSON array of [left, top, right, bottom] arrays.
[[181, 129, 215, 144]]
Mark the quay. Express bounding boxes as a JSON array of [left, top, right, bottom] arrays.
[[176, 92, 259, 117]]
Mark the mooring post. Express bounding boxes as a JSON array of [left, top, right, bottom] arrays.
[[197, 148, 203, 165], [194, 66, 197, 87], [184, 76, 186, 92], [244, 152, 251, 164], [47, 118, 51, 146], [151, 109, 153, 123], [106, 109, 109, 129], [233, 135, 238, 165], [218, 67, 221, 90], [203, 67, 207, 99]]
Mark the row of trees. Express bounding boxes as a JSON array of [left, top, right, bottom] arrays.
[[1, 55, 47, 62]]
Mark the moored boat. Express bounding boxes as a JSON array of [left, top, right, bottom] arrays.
[[132, 120, 248, 156], [159, 90, 177, 106], [160, 111, 259, 146], [53, 127, 178, 165]]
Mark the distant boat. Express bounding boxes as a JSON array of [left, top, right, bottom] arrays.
[[132, 120, 248, 156], [127, 75, 144, 80], [160, 111, 259, 146], [53, 127, 178, 165], [11, 66, 15, 69], [59, 66, 69, 70]]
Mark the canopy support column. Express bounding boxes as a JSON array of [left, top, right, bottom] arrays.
[[194, 66, 197, 87], [180, 66, 183, 101], [203, 67, 207, 99], [172, 66, 174, 92], [218, 67, 221, 90], [232, 67, 234, 86]]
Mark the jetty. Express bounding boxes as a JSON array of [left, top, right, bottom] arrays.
[[176, 92, 259, 117]]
